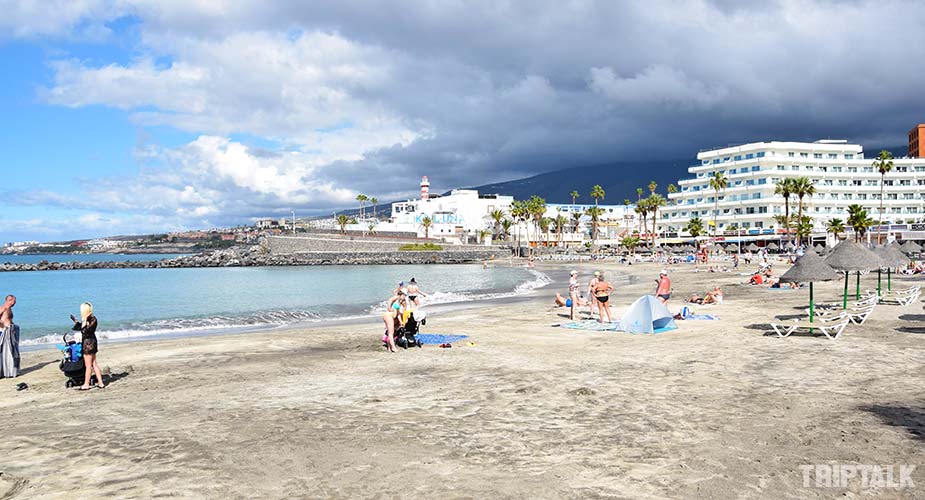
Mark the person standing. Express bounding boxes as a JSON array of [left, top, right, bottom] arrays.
[[655, 270, 672, 305], [568, 271, 580, 320], [592, 273, 614, 324], [71, 302, 105, 390], [587, 271, 601, 318], [0, 295, 20, 378]]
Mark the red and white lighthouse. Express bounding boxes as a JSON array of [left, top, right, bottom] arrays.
[[420, 176, 430, 200]]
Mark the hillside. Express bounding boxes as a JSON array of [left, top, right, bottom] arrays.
[[458, 159, 692, 204]]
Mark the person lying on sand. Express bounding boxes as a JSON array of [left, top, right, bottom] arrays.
[[555, 292, 586, 308]]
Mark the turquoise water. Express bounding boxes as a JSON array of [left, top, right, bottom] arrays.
[[1, 253, 189, 264], [2, 264, 549, 346]]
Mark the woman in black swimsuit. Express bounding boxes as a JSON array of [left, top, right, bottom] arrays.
[[70, 302, 105, 390], [592, 274, 614, 324]]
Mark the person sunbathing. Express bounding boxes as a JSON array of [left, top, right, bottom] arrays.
[[748, 273, 764, 285], [702, 287, 724, 304]]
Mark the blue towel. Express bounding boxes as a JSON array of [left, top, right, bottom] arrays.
[[686, 314, 719, 320], [415, 334, 469, 345], [558, 320, 621, 331]]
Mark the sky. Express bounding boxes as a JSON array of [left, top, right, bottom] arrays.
[[1, 0, 924, 242]]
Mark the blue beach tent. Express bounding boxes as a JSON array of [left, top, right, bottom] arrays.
[[620, 295, 678, 334]]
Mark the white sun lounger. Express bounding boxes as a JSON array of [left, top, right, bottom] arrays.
[[770, 313, 850, 340], [873, 288, 921, 306], [811, 303, 876, 325]]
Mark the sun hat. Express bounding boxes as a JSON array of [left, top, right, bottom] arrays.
[[570, 270, 577, 275], [593, 271, 601, 276], [660, 269, 668, 275]]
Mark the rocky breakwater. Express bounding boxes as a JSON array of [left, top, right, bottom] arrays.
[[0, 246, 509, 272]]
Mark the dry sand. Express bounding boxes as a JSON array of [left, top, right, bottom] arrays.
[[1, 261, 923, 499]]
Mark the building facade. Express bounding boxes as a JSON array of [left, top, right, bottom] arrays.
[[910, 124, 925, 158], [661, 140, 925, 243]]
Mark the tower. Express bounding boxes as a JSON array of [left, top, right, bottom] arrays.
[[420, 176, 430, 200]]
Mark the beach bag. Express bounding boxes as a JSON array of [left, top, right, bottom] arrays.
[[679, 306, 692, 319]]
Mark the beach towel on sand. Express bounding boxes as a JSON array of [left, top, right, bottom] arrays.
[[0, 324, 20, 378], [686, 314, 719, 320], [414, 334, 468, 345], [558, 320, 621, 332]]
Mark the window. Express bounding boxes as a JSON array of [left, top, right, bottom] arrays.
[[791, 165, 800, 171], [751, 165, 760, 172], [746, 207, 755, 214], [832, 166, 842, 172], [814, 153, 823, 159], [844, 193, 853, 200], [752, 193, 761, 199], [723, 157, 731, 163], [806, 166, 814, 171], [702, 159, 709, 165], [734, 155, 742, 161], [818, 166, 827, 172], [746, 180, 755, 186], [756, 152, 765, 158], [896, 166, 908, 172], [863, 166, 874, 172], [828, 153, 837, 159], [848, 167, 858, 173], [746, 153, 754, 159], [904, 193, 914, 199], [824, 180, 833, 186], [900, 180, 911, 186], [883, 180, 894, 186], [800, 152, 809, 158], [758, 206, 768, 214], [777, 165, 785, 171], [852, 180, 862, 186], [915, 166, 925, 172], [757, 178, 767, 185], [788, 152, 795, 157], [713, 159, 721, 164], [866, 180, 878, 186], [830, 193, 838, 199], [845, 154, 854, 160], [858, 193, 867, 200], [887, 193, 898, 200], [838, 180, 847, 186]]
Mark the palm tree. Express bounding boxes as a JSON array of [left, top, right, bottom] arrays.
[[336, 214, 350, 234], [708, 171, 728, 238], [356, 194, 367, 220], [647, 193, 667, 248], [826, 218, 845, 241], [590, 185, 605, 206], [791, 177, 816, 245], [586, 206, 604, 244], [635, 202, 649, 245], [648, 180, 657, 195], [795, 215, 813, 243], [685, 217, 705, 237], [554, 213, 568, 244], [666, 183, 678, 205], [847, 204, 875, 242], [478, 229, 491, 244], [509, 200, 528, 247], [419, 215, 433, 239], [369, 197, 379, 219], [620, 235, 641, 255], [874, 150, 894, 239], [527, 195, 547, 248], [500, 218, 513, 242], [539, 217, 552, 246], [623, 198, 632, 231], [774, 178, 794, 242], [571, 211, 583, 234], [487, 208, 506, 241], [367, 221, 377, 234], [570, 190, 579, 205]]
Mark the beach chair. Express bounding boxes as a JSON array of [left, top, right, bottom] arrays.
[[874, 287, 921, 306], [770, 313, 850, 340], [810, 303, 876, 325]]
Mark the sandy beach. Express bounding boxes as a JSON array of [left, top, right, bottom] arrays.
[[1, 260, 923, 499]]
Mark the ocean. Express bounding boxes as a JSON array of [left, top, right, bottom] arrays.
[[1, 253, 189, 264], [1, 258, 550, 347]]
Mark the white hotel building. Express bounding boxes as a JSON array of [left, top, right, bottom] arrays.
[[661, 139, 925, 244]]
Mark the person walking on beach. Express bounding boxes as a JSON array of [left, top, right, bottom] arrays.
[[592, 274, 614, 323], [587, 271, 601, 318], [70, 302, 105, 390], [0, 295, 20, 378], [382, 291, 406, 352], [655, 270, 672, 305]]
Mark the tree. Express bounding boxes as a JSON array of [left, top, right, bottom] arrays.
[[847, 204, 874, 242], [571, 211, 583, 234], [647, 193, 667, 248], [636, 187, 644, 202], [367, 221, 377, 234], [648, 180, 657, 195], [620, 235, 641, 255], [791, 176, 816, 245], [554, 213, 568, 244], [685, 217, 705, 237], [826, 218, 845, 240], [635, 201, 649, 245], [539, 217, 552, 245], [874, 149, 894, 233], [509, 200, 528, 247], [667, 183, 678, 194], [708, 171, 728, 238], [370, 197, 379, 219], [419, 215, 433, 239], [500, 218, 513, 242], [590, 185, 605, 206], [774, 178, 794, 242], [570, 190, 579, 205], [527, 195, 547, 248], [773, 214, 790, 233], [586, 206, 604, 244], [336, 214, 351, 234], [478, 229, 491, 244], [487, 208, 506, 241], [356, 194, 368, 219], [795, 215, 813, 242]]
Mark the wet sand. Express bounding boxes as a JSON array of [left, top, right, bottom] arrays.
[[1, 261, 923, 499]]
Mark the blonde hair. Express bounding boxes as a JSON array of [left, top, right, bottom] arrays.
[[80, 302, 93, 324]]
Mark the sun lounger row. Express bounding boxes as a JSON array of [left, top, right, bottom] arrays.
[[770, 313, 850, 340]]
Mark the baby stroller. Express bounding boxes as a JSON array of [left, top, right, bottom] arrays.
[[57, 334, 94, 388], [394, 309, 426, 349]]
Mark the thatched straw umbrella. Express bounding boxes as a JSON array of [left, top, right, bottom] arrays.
[[780, 250, 841, 323], [767, 242, 779, 251], [708, 243, 723, 253], [746, 243, 760, 252], [899, 240, 922, 255], [874, 244, 911, 292], [824, 240, 884, 308], [784, 241, 797, 251]]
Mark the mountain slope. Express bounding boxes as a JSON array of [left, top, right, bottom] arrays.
[[457, 160, 692, 204]]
